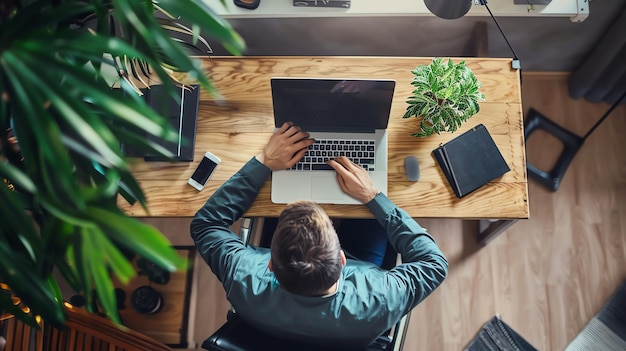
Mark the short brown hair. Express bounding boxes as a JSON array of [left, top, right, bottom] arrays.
[[270, 201, 342, 296]]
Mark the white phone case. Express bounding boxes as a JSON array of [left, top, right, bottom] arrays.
[[187, 151, 221, 191]]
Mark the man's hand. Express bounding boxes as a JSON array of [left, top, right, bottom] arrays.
[[257, 122, 314, 171], [327, 157, 379, 203]]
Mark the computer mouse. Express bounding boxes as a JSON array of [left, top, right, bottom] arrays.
[[405, 156, 420, 182]]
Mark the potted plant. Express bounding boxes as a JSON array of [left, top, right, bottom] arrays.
[[0, 0, 244, 328], [403, 58, 485, 137]]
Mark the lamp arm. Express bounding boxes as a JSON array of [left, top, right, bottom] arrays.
[[479, 0, 521, 69], [583, 90, 626, 141]]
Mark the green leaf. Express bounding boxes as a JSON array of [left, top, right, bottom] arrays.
[[15, 53, 127, 170], [0, 162, 37, 194], [0, 240, 66, 327], [1, 53, 57, 164], [0, 184, 41, 259], [55, 257, 82, 293], [69, 235, 91, 307], [2, 53, 84, 207], [117, 169, 149, 209], [16, 45, 178, 143], [405, 57, 484, 137], [0, 1, 96, 41], [81, 226, 120, 323], [87, 208, 187, 272]]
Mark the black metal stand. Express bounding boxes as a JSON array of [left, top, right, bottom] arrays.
[[479, 0, 521, 71], [525, 90, 626, 192]]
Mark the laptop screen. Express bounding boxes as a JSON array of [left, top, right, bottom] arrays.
[[271, 78, 396, 133]]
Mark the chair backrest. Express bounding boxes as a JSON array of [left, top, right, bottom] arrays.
[[1, 304, 172, 351], [201, 217, 410, 351], [203, 310, 410, 351]]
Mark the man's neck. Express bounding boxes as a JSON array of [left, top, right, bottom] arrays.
[[320, 282, 338, 296]]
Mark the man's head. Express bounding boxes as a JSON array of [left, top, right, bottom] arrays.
[[269, 201, 345, 296]]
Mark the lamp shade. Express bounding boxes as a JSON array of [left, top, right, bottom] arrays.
[[424, 0, 472, 19]]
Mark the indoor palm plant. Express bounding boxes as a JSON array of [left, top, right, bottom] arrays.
[[0, 0, 243, 328], [403, 57, 485, 137]]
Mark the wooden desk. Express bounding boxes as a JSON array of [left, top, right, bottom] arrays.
[[120, 57, 528, 239]]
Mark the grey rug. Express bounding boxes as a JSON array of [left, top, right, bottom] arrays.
[[465, 315, 537, 351], [565, 280, 626, 351]]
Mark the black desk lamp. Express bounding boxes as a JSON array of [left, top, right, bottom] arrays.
[[423, 0, 472, 19]]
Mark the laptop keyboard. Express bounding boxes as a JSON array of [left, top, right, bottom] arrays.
[[291, 139, 376, 171]]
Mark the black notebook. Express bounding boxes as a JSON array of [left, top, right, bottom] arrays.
[[143, 84, 200, 162], [118, 85, 200, 161], [432, 124, 510, 198]]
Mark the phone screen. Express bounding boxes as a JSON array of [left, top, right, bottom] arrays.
[[190, 156, 218, 185]]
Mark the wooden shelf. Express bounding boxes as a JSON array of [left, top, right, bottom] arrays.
[[115, 247, 195, 348]]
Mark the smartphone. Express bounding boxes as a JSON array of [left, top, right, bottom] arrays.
[[187, 151, 221, 191]]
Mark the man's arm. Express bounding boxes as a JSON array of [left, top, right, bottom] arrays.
[[190, 157, 271, 284], [366, 192, 448, 314], [190, 122, 314, 284], [328, 157, 448, 314]]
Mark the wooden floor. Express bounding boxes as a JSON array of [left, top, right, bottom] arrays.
[[405, 73, 626, 351], [145, 73, 626, 350]]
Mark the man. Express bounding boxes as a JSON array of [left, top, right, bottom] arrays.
[[191, 122, 448, 348]]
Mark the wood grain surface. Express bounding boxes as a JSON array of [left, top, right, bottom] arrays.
[[119, 56, 528, 219]]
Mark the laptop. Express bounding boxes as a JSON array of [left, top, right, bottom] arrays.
[[270, 77, 396, 204]]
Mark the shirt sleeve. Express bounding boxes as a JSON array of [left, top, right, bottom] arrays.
[[365, 192, 448, 315], [190, 157, 271, 288]]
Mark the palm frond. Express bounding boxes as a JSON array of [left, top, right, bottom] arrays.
[[0, 0, 244, 327]]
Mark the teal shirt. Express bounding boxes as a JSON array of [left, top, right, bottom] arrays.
[[191, 157, 448, 348]]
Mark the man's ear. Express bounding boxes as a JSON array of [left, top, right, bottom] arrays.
[[340, 250, 347, 266], [268, 259, 273, 272]]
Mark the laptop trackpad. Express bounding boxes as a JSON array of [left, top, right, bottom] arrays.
[[311, 176, 345, 202]]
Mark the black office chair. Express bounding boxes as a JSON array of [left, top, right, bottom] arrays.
[[525, 89, 625, 192], [524, 108, 585, 192], [202, 217, 411, 351]]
